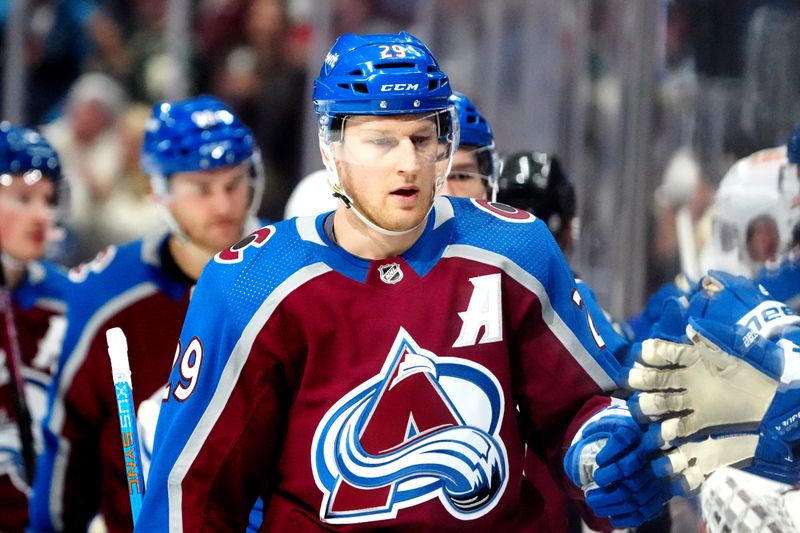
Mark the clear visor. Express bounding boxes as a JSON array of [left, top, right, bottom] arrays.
[[446, 144, 499, 200], [322, 109, 459, 185], [151, 154, 264, 216]]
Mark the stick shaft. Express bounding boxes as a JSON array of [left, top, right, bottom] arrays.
[[107, 327, 146, 526], [0, 287, 36, 484]]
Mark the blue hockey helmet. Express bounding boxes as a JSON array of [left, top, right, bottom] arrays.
[[141, 95, 256, 179], [448, 91, 499, 198], [313, 32, 453, 120], [450, 91, 493, 149], [788, 122, 800, 165], [0, 122, 61, 183]]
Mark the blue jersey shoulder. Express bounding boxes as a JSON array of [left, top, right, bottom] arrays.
[[14, 259, 70, 312], [758, 254, 800, 308], [447, 196, 566, 281], [199, 220, 324, 333]]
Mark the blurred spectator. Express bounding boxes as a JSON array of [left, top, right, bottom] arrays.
[[3, 0, 129, 124], [741, 1, 800, 149], [650, 147, 716, 285], [41, 72, 127, 263], [194, 0, 255, 91], [211, 0, 309, 221], [332, 0, 397, 35], [124, 0, 171, 102], [96, 102, 162, 245]]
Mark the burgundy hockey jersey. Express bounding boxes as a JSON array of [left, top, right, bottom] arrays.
[[0, 261, 68, 532], [139, 197, 620, 532], [29, 233, 193, 532]]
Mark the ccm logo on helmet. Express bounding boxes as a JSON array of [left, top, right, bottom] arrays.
[[381, 83, 419, 92]]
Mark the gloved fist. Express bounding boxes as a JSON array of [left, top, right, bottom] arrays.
[[565, 404, 671, 527], [626, 318, 782, 445], [651, 433, 760, 494]]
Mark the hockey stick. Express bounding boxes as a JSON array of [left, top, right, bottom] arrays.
[[106, 327, 146, 525], [0, 264, 37, 485], [675, 205, 701, 281]]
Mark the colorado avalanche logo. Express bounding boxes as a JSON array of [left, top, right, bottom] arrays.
[[311, 327, 508, 524]]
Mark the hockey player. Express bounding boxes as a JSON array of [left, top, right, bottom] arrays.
[[440, 91, 499, 201], [495, 150, 632, 361], [0, 124, 69, 533], [137, 32, 670, 532], [755, 122, 800, 309], [700, 143, 799, 280], [28, 96, 265, 532], [496, 151, 576, 254]]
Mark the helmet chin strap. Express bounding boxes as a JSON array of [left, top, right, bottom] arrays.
[[156, 202, 191, 244], [330, 183, 433, 237], [321, 140, 447, 238]]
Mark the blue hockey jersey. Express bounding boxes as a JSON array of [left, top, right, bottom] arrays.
[[29, 232, 193, 532]]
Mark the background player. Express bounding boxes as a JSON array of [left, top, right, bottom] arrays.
[[497, 150, 577, 255], [440, 91, 499, 201], [28, 95, 265, 532], [0, 123, 69, 533]]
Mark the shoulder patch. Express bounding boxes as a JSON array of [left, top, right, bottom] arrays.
[[471, 199, 536, 223], [68, 246, 118, 283], [215, 225, 276, 264]]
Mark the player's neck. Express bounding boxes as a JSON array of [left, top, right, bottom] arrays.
[[1, 253, 26, 289], [332, 207, 423, 260], [167, 236, 214, 282]]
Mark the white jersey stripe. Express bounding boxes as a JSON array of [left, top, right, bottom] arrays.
[[167, 262, 332, 533]]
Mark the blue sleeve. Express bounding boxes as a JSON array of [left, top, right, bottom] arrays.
[[29, 245, 150, 531], [575, 280, 631, 385], [62, 0, 99, 26], [137, 225, 301, 531], [627, 281, 688, 342], [758, 256, 800, 309]]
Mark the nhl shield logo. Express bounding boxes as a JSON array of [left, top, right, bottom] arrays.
[[378, 263, 403, 285]]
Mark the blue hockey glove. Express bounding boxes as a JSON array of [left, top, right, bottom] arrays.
[[758, 252, 800, 310], [627, 317, 800, 493], [751, 339, 800, 485], [564, 404, 671, 527], [687, 270, 800, 340]]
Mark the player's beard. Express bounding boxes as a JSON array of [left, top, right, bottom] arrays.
[[184, 218, 245, 256], [339, 166, 436, 233]]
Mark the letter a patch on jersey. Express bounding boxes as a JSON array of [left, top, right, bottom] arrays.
[[311, 328, 508, 524], [453, 273, 503, 348]]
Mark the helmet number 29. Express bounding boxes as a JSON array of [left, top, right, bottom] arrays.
[[379, 45, 413, 59]]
